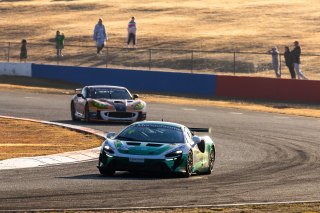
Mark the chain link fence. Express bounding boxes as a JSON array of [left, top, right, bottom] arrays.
[[1, 42, 319, 80]]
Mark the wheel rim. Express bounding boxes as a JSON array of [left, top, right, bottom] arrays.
[[209, 151, 215, 171]]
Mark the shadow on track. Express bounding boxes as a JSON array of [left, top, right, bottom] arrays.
[[58, 172, 190, 180]]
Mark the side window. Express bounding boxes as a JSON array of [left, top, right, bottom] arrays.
[[81, 87, 87, 98], [184, 127, 193, 144]]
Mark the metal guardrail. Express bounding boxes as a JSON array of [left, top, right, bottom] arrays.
[[0, 41, 319, 80]]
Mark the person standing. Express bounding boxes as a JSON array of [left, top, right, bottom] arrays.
[[268, 46, 281, 78], [284, 46, 296, 79], [20, 39, 27, 62], [291, 41, 308, 80], [55, 31, 65, 57], [127, 16, 137, 48], [93, 18, 108, 54]]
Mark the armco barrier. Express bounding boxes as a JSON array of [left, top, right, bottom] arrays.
[[0, 62, 32, 77], [216, 75, 320, 104], [32, 64, 217, 97]]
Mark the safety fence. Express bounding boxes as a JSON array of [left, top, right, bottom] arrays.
[[1, 41, 320, 80]]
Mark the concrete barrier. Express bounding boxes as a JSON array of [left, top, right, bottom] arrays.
[[216, 75, 320, 104], [32, 64, 217, 97], [0, 62, 32, 77]]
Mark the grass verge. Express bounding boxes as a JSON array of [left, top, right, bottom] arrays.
[[0, 117, 102, 160]]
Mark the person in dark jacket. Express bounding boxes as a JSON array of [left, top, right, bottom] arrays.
[[291, 41, 307, 80], [20, 39, 27, 62], [55, 31, 65, 57], [284, 46, 295, 79]]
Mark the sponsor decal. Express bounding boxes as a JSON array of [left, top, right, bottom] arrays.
[[136, 124, 182, 131], [92, 100, 109, 109]]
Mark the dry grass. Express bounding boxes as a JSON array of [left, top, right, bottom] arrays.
[[0, 117, 102, 160], [1, 0, 320, 50], [1, 0, 320, 78]]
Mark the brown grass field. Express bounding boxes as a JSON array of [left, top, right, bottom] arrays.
[[0, 117, 102, 160], [1, 0, 320, 79], [1, 0, 320, 50]]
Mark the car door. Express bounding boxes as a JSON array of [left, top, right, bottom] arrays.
[[185, 128, 203, 170], [74, 87, 87, 117]]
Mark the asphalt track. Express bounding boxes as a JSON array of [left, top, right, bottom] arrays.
[[0, 90, 320, 210]]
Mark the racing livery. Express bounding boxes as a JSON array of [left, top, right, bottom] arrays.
[[97, 121, 216, 177], [70, 85, 147, 122]]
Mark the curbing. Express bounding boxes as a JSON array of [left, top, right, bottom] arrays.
[[0, 115, 105, 170]]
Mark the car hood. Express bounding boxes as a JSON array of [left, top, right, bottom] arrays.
[[111, 140, 180, 156], [89, 99, 145, 110]]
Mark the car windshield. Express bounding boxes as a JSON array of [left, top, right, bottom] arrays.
[[116, 124, 185, 144], [89, 88, 132, 100]]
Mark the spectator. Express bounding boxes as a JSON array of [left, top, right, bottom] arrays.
[[55, 31, 65, 57], [291, 41, 308, 80], [20, 39, 27, 62], [93, 18, 108, 54], [127, 16, 137, 48], [268, 46, 281, 78], [284, 46, 296, 79]]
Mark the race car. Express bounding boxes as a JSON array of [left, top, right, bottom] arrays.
[[97, 121, 216, 177], [70, 85, 147, 122]]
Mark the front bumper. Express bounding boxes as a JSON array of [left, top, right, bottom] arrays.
[[98, 152, 187, 173], [89, 111, 146, 122]]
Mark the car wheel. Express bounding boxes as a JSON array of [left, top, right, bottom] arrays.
[[71, 102, 79, 121], [183, 151, 193, 178], [84, 104, 90, 122], [204, 148, 215, 175], [99, 167, 115, 176]]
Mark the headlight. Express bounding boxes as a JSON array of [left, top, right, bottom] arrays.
[[92, 100, 111, 109], [165, 150, 183, 158], [134, 102, 145, 110], [104, 145, 115, 154]]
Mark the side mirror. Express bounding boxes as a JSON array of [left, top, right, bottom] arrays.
[[76, 93, 84, 98], [192, 136, 201, 144], [133, 94, 139, 99], [106, 132, 116, 139]]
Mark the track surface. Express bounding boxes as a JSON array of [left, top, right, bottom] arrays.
[[0, 91, 320, 210]]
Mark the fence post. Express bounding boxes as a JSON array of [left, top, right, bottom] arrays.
[[233, 51, 236, 75], [106, 46, 109, 68], [279, 53, 282, 77], [7, 42, 10, 62], [149, 49, 152, 71], [191, 50, 194, 73]]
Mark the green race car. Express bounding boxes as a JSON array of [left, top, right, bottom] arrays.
[[97, 121, 216, 177]]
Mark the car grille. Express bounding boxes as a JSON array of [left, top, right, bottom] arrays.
[[107, 112, 135, 118]]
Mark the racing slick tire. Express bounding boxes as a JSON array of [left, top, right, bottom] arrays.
[[84, 104, 90, 122], [182, 151, 193, 178], [203, 148, 215, 175], [99, 167, 115, 176], [71, 102, 79, 121]]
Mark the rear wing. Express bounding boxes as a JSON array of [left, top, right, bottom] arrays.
[[188, 128, 211, 133]]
